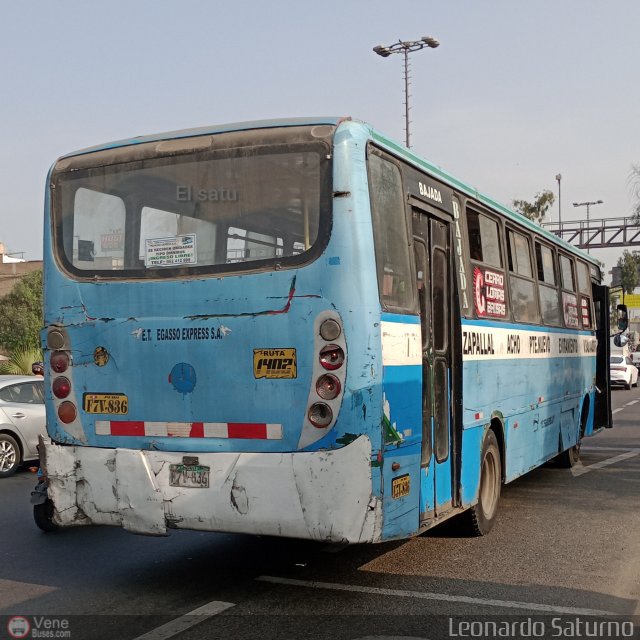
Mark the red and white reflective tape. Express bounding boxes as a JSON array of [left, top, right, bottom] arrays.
[[95, 421, 283, 439], [473, 412, 484, 421]]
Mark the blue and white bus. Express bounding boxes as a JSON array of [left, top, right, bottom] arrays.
[[38, 117, 615, 541]]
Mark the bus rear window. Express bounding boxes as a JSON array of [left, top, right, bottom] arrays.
[[51, 128, 332, 278]]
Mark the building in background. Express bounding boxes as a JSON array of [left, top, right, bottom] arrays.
[[0, 242, 26, 264], [0, 242, 42, 298]]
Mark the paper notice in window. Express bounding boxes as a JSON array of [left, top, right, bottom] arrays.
[[145, 234, 197, 267]]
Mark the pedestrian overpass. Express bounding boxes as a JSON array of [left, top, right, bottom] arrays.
[[542, 217, 640, 249]]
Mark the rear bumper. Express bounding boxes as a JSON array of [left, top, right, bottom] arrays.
[[40, 436, 381, 543]]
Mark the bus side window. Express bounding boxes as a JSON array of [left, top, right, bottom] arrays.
[[466, 210, 502, 267], [226, 227, 283, 263], [139, 206, 218, 266], [466, 208, 508, 320], [535, 242, 561, 326], [368, 152, 415, 312], [559, 254, 576, 292], [506, 229, 539, 324], [73, 188, 126, 270], [559, 254, 579, 328], [577, 261, 594, 329]]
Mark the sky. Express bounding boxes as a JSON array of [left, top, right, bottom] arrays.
[[1, 0, 639, 280]]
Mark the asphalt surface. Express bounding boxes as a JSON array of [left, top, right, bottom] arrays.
[[1, 388, 639, 639]]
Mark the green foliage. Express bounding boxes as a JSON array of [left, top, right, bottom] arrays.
[[0, 346, 43, 375], [617, 250, 640, 295], [0, 270, 43, 353], [512, 190, 556, 224]]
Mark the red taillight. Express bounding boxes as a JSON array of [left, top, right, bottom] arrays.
[[52, 377, 71, 399], [50, 351, 70, 373], [308, 403, 333, 428], [58, 402, 77, 424], [319, 344, 345, 370], [316, 374, 341, 400]]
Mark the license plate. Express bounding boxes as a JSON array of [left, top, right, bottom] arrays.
[[169, 464, 210, 488], [83, 393, 129, 415], [391, 474, 411, 499]]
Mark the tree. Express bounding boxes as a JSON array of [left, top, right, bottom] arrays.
[[0, 346, 43, 375], [0, 270, 43, 353], [512, 190, 556, 224], [617, 250, 640, 295]]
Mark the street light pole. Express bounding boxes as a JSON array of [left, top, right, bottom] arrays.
[[555, 173, 562, 226], [373, 36, 440, 149], [573, 199, 603, 253]]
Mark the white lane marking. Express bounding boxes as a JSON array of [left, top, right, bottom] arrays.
[[572, 450, 640, 477], [625, 400, 639, 406], [582, 446, 639, 451], [0, 578, 57, 609], [132, 600, 235, 640], [256, 576, 616, 616], [612, 408, 623, 414]]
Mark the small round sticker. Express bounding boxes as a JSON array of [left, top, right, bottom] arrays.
[[169, 363, 197, 394]]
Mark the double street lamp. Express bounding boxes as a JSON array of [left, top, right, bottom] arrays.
[[572, 199, 603, 253], [373, 36, 440, 149]]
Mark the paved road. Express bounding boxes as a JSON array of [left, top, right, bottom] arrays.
[[1, 389, 639, 639]]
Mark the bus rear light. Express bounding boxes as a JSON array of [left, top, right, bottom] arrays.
[[58, 401, 77, 424], [319, 319, 342, 341], [308, 403, 333, 428], [316, 374, 341, 400], [319, 345, 344, 370], [52, 377, 71, 399], [50, 351, 70, 373], [47, 330, 66, 350]]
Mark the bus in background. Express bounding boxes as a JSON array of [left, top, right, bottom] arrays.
[[37, 117, 621, 540]]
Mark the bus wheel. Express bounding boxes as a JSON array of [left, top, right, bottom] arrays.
[[34, 498, 58, 532], [557, 443, 580, 468], [558, 400, 587, 468], [462, 429, 501, 536]]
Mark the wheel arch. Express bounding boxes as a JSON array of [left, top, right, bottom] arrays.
[[0, 426, 25, 461], [488, 415, 506, 483], [580, 394, 590, 438]]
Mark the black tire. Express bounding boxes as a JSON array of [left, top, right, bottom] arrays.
[[461, 429, 501, 536], [625, 379, 632, 390], [558, 399, 588, 468], [34, 498, 58, 532], [0, 433, 21, 478], [557, 443, 580, 468]]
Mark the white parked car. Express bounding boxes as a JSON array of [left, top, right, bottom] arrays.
[[609, 355, 639, 390], [0, 375, 45, 477]]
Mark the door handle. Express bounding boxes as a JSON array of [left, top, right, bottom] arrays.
[[11, 413, 25, 419]]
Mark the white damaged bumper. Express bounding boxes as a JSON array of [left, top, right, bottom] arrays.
[[41, 436, 381, 543]]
